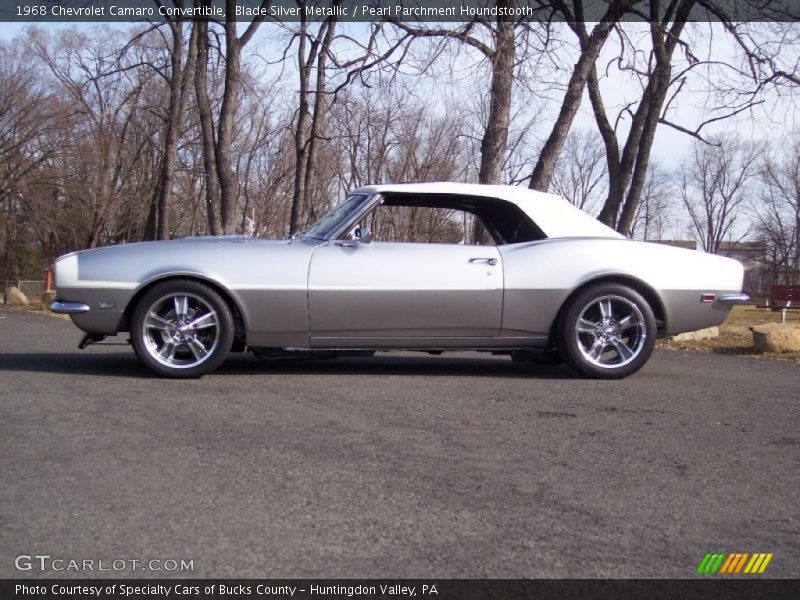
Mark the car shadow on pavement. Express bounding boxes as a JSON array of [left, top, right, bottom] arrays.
[[224, 354, 576, 379], [0, 352, 149, 378], [0, 352, 575, 380]]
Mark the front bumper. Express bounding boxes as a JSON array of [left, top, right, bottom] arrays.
[[50, 300, 91, 314]]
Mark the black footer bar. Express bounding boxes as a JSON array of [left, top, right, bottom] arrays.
[[3, 579, 800, 600]]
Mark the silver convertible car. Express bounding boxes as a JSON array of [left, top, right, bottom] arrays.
[[50, 183, 748, 379]]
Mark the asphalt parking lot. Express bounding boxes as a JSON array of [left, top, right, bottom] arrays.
[[1, 305, 798, 579]]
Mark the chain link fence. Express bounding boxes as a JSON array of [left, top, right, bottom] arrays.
[[2, 280, 46, 304]]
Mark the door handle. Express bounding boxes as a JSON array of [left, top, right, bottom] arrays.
[[469, 257, 498, 266]]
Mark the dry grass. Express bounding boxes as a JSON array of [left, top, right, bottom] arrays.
[[658, 305, 800, 363]]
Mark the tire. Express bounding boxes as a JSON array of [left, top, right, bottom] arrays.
[[130, 279, 234, 378], [558, 283, 656, 379]]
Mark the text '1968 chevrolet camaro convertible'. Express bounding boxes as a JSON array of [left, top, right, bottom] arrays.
[[50, 183, 748, 379]]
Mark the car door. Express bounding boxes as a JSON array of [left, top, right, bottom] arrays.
[[307, 241, 503, 346]]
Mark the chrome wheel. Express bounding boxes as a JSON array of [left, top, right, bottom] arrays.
[[574, 294, 647, 369], [141, 293, 220, 369]]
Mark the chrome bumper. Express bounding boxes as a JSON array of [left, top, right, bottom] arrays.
[[50, 300, 91, 314], [718, 293, 750, 304]]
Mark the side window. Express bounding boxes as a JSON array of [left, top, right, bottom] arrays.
[[347, 204, 493, 245]]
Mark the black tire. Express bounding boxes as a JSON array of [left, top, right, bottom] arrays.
[[558, 283, 656, 379], [131, 279, 234, 378]]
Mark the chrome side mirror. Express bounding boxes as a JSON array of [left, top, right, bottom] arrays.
[[355, 226, 372, 244]]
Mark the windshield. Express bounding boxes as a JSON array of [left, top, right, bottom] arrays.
[[302, 193, 370, 239]]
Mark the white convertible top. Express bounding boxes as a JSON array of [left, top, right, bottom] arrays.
[[358, 182, 623, 239]]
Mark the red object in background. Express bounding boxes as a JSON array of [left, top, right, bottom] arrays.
[[45, 268, 53, 292]]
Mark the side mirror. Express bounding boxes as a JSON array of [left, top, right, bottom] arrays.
[[355, 226, 372, 244]]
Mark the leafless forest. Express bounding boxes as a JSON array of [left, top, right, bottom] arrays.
[[2, 1, 800, 288]]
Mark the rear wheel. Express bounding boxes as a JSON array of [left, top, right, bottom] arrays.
[[559, 283, 655, 379], [131, 280, 234, 378]]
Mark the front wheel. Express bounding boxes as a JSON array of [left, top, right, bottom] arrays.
[[131, 280, 234, 378], [558, 284, 656, 379]]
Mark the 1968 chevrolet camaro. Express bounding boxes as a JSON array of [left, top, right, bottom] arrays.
[[50, 183, 748, 379]]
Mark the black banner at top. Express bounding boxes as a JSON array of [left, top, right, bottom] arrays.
[[1, 0, 799, 24]]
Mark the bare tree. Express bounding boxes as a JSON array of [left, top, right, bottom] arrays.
[[591, 3, 800, 235], [3, 29, 166, 285], [756, 142, 800, 284], [28, 27, 161, 247], [0, 44, 61, 198], [192, 0, 272, 234], [392, 4, 552, 241], [327, 88, 400, 194], [528, 0, 639, 192], [216, 0, 272, 233], [550, 128, 607, 212], [628, 162, 674, 241], [140, 5, 199, 240], [289, 9, 337, 234], [193, 9, 221, 235], [591, 0, 697, 234], [680, 134, 762, 254], [0, 37, 63, 286]]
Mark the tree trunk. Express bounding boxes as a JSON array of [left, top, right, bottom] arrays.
[[587, 65, 623, 226], [154, 24, 184, 240], [615, 66, 671, 235], [528, 3, 630, 192], [600, 0, 694, 233], [194, 16, 221, 235], [301, 19, 335, 225], [197, 0, 268, 235], [143, 188, 158, 241], [3, 196, 16, 303], [474, 6, 515, 243], [289, 16, 312, 235], [217, 8, 241, 234], [149, 20, 197, 241]]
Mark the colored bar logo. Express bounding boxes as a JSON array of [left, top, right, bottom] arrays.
[[697, 552, 773, 574]]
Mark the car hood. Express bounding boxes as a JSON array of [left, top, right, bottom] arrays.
[[53, 236, 314, 291], [63, 236, 292, 256]]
